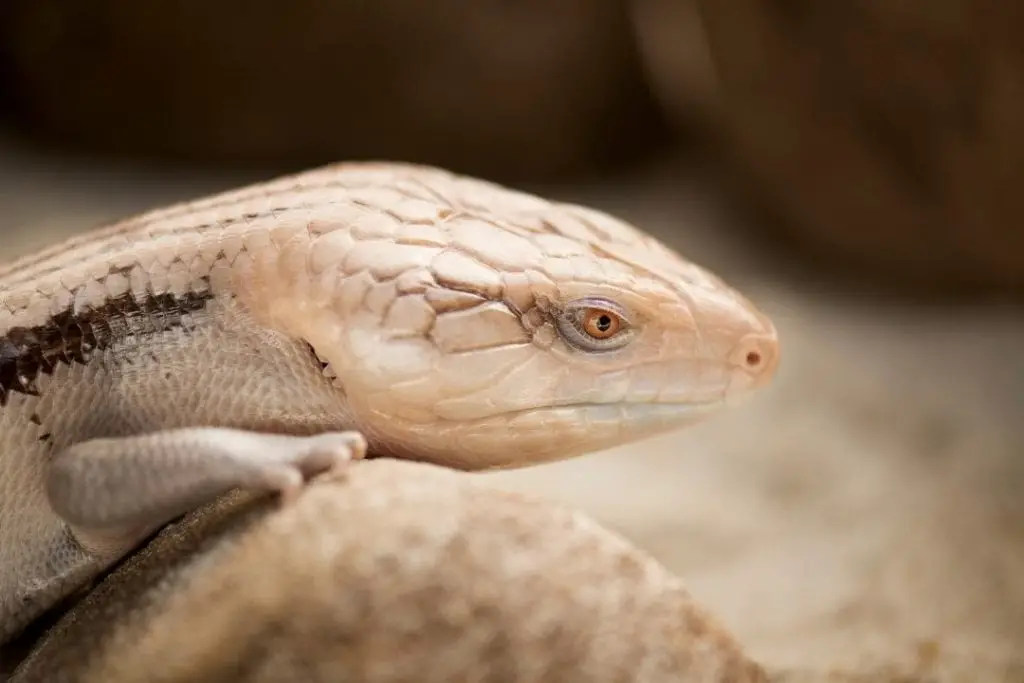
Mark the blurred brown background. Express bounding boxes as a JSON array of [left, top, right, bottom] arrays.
[[0, 1, 1022, 681]]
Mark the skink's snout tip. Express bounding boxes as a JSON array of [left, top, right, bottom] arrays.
[[730, 316, 780, 391]]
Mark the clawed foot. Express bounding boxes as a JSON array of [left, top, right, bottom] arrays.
[[255, 431, 368, 504]]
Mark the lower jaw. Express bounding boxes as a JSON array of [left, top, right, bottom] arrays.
[[363, 400, 727, 470], [491, 401, 728, 462]]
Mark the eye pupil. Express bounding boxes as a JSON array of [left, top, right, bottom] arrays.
[[596, 315, 612, 331]]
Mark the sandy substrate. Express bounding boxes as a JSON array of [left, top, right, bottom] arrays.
[[1, 137, 1022, 681]]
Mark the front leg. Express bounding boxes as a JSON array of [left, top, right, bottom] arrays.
[[46, 427, 367, 559]]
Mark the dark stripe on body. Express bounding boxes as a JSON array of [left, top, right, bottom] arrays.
[[0, 279, 215, 405]]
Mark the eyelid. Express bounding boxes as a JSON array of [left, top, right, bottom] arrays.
[[562, 297, 632, 324], [555, 297, 635, 352]]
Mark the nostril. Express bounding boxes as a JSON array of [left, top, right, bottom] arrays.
[[732, 334, 778, 384]]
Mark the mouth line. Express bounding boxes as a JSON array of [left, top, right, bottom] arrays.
[[548, 398, 724, 410], [450, 398, 728, 425]]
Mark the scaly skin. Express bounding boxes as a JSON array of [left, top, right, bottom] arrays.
[[0, 162, 779, 644]]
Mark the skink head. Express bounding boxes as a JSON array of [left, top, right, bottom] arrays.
[[297, 163, 779, 469]]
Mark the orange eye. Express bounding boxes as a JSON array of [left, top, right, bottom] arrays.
[[580, 308, 622, 339]]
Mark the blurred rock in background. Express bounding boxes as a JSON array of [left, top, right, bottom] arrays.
[[692, 0, 1024, 297], [0, 0, 666, 182], [2, 0, 1023, 298]]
